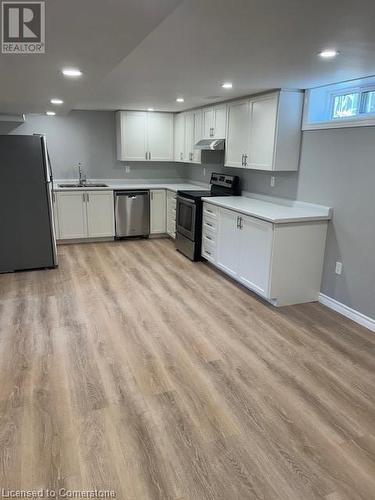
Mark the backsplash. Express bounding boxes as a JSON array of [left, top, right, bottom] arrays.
[[3, 111, 185, 181], [185, 150, 299, 199]]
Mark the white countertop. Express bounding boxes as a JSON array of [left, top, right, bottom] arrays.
[[53, 180, 206, 193], [202, 194, 332, 224]]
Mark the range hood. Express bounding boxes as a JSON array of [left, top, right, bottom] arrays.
[[194, 138, 225, 150]]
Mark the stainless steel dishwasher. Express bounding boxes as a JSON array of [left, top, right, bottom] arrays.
[[114, 190, 150, 238]]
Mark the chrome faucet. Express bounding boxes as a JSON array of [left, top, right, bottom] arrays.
[[76, 162, 86, 186]]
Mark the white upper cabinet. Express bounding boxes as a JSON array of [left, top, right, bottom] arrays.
[[184, 112, 194, 162], [116, 111, 173, 162], [225, 90, 303, 171], [174, 112, 185, 162], [116, 111, 147, 161], [147, 112, 174, 161], [248, 93, 278, 170], [192, 109, 202, 163], [202, 104, 227, 139], [225, 99, 250, 168]]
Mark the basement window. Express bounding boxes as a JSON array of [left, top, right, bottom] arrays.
[[303, 75, 375, 129]]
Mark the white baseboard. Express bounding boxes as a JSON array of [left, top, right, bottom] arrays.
[[319, 293, 375, 332]]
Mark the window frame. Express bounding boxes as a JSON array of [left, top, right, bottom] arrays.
[[303, 76, 375, 130]]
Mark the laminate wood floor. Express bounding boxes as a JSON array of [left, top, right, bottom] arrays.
[[0, 239, 374, 500]]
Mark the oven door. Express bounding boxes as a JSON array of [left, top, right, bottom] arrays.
[[176, 196, 197, 241]]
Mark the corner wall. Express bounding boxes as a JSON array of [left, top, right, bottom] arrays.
[[184, 128, 375, 319]]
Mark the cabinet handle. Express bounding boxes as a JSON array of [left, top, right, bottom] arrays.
[[206, 222, 213, 227], [180, 152, 183, 160], [244, 154, 248, 166], [87, 192, 90, 202], [151, 192, 153, 201], [239, 217, 243, 229], [236, 216, 240, 229], [82, 193, 85, 203], [205, 235, 213, 240], [241, 154, 244, 166], [149, 152, 151, 160], [205, 250, 212, 256]]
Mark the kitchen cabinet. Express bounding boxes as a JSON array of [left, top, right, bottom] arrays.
[[56, 191, 87, 240], [192, 109, 202, 163], [203, 201, 328, 306], [225, 99, 250, 168], [166, 190, 177, 239], [174, 113, 185, 162], [184, 112, 194, 162], [55, 190, 114, 241], [202, 104, 227, 139], [116, 111, 173, 162], [52, 191, 60, 239], [150, 189, 166, 234], [86, 191, 115, 238], [225, 90, 303, 171]]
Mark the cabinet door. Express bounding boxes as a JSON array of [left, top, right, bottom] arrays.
[[184, 112, 194, 162], [202, 107, 214, 138], [192, 109, 202, 163], [248, 94, 278, 170], [238, 215, 273, 296], [174, 113, 185, 162], [150, 189, 166, 234], [216, 208, 240, 278], [56, 191, 87, 240], [52, 191, 60, 239], [117, 111, 147, 161], [213, 104, 227, 139], [86, 191, 114, 238], [147, 112, 173, 161], [225, 100, 250, 168]]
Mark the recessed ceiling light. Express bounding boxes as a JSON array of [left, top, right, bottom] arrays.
[[46, 111, 56, 116], [62, 68, 82, 77], [176, 97, 184, 103], [50, 98, 64, 105], [147, 108, 154, 111], [222, 82, 233, 89], [318, 49, 339, 59]]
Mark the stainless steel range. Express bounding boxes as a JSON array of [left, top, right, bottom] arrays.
[[176, 173, 240, 261]]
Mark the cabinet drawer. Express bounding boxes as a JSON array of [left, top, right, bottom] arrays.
[[202, 239, 216, 262], [203, 215, 217, 232], [203, 203, 218, 218], [202, 225, 216, 243]]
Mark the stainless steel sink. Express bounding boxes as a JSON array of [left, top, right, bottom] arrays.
[[58, 183, 108, 188]]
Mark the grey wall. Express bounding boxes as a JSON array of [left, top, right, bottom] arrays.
[[2, 110, 373, 318], [0, 110, 185, 181], [185, 129, 375, 319]]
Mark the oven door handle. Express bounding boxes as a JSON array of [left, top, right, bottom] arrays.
[[177, 196, 196, 205]]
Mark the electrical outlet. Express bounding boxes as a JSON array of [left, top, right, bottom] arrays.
[[125, 165, 130, 173], [270, 176, 276, 187], [335, 261, 343, 275]]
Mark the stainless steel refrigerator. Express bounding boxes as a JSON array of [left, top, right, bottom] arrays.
[[0, 134, 58, 273]]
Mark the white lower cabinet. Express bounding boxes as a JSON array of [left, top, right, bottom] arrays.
[[55, 190, 114, 241], [56, 191, 87, 240], [166, 190, 177, 239], [202, 202, 328, 306], [86, 191, 115, 238], [150, 189, 166, 234]]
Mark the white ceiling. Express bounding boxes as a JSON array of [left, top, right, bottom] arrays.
[[77, 0, 375, 111], [2, 0, 375, 114], [0, 0, 182, 114]]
